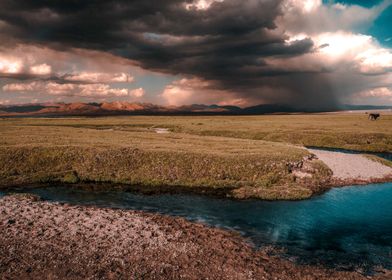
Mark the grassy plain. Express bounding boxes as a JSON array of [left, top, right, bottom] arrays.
[[3, 113, 391, 151], [0, 113, 390, 199]]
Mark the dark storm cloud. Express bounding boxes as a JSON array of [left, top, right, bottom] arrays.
[[0, 0, 281, 44], [0, 0, 338, 109]]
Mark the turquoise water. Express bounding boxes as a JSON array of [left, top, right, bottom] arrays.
[[1, 182, 392, 271]]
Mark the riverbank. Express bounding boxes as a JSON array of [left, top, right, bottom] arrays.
[[1, 193, 391, 280], [0, 123, 332, 200], [307, 148, 392, 187], [1, 115, 391, 200], [1, 144, 391, 200]]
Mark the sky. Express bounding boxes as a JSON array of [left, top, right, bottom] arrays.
[[0, 0, 391, 110]]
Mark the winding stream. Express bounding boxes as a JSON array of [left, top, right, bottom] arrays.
[[1, 182, 392, 272]]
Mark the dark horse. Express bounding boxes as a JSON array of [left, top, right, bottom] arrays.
[[368, 113, 380, 121]]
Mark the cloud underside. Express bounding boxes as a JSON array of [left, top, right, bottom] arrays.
[[0, 0, 392, 108]]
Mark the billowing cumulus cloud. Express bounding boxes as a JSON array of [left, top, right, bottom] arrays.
[[267, 31, 392, 75], [0, 44, 143, 103], [0, 55, 23, 75], [3, 81, 144, 99], [280, 0, 392, 34], [30, 63, 52, 75], [272, 0, 392, 107], [0, 44, 137, 80], [0, 0, 391, 108]]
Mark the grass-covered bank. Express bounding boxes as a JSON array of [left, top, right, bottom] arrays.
[[1, 114, 390, 199], [0, 120, 333, 200], [0, 145, 332, 200]]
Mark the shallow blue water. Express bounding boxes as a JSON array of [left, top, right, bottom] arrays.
[[1, 183, 392, 271]]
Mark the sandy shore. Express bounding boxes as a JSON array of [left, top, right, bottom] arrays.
[[307, 149, 392, 181], [1, 194, 391, 280]]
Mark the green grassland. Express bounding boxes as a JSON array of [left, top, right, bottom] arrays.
[[0, 113, 390, 199]]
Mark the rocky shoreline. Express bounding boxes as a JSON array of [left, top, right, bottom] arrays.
[[1, 194, 391, 280]]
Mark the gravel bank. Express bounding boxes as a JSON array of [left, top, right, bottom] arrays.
[[1, 194, 391, 280], [307, 149, 392, 180]]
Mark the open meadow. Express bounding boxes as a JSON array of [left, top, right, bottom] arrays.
[[1, 113, 391, 200]]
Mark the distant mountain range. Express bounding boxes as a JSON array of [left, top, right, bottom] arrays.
[[0, 102, 391, 117]]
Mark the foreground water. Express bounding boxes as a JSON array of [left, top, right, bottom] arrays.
[[1, 183, 392, 271]]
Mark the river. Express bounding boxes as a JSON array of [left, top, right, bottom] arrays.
[[1, 182, 391, 272]]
